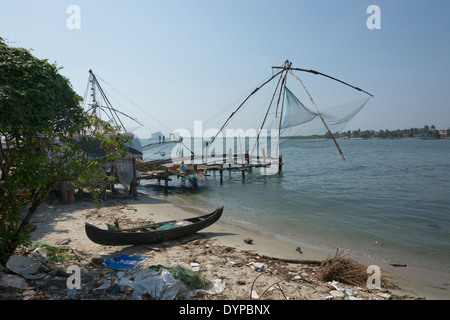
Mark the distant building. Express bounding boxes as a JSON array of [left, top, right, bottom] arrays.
[[439, 131, 448, 138]]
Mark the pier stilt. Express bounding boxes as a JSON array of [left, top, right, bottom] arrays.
[[130, 158, 138, 198]]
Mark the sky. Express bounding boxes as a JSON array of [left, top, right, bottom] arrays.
[[1, 0, 450, 138]]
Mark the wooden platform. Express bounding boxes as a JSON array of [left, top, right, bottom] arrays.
[[136, 153, 283, 190]]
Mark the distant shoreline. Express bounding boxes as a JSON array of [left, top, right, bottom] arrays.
[[281, 126, 449, 140], [280, 137, 450, 140], [281, 136, 450, 141]]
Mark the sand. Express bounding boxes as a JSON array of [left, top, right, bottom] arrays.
[[21, 190, 448, 300]]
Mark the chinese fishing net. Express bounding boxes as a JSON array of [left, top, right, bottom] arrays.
[[200, 70, 372, 162]]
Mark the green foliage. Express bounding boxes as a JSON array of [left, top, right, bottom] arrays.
[[285, 125, 448, 140], [340, 125, 445, 139], [0, 39, 128, 265], [0, 41, 86, 137]]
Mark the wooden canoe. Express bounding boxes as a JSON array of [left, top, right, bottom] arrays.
[[85, 206, 223, 246]]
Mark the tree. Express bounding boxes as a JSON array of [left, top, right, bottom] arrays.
[[431, 130, 441, 139], [0, 39, 127, 265]]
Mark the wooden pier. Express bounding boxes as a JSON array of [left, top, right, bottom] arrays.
[[135, 152, 283, 191]]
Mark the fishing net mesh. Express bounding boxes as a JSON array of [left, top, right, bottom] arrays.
[[279, 87, 371, 137]]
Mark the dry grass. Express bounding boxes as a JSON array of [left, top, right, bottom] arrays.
[[316, 249, 399, 289]]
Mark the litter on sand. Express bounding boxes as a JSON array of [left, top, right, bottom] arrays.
[[103, 255, 148, 270], [148, 264, 210, 289], [113, 264, 224, 300], [6, 256, 41, 276], [117, 268, 183, 300], [31, 241, 77, 263]]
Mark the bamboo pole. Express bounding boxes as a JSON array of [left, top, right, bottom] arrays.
[[271, 66, 374, 97], [276, 61, 291, 157]]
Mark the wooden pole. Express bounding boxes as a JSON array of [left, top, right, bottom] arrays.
[[110, 161, 115, 193], [131, 158, 138, 198], [276, 61, 291, 157], [271, 66, 374, 97], [228, 148, 232, 173], [262, 148, 267, 175]]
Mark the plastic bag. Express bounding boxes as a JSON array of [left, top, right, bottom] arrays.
[[190, 279, 226, 297], [6, 256, 41, 275], [0, 274, 27, 289], [117, 268, 183, 300], [103, 255, 147, 270], [149, 264, 210, 289]]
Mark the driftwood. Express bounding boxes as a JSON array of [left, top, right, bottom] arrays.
[[244, 251, 321, 265], [259, 255, 321, 265], [389, 263, 407, 267]]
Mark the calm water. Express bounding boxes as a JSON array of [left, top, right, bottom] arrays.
[[141, 139, 450, 274]]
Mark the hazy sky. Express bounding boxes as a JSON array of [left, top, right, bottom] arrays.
[[1, 0, 450, 138]]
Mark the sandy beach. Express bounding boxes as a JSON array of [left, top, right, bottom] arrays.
[[1, 189, 446, 300]]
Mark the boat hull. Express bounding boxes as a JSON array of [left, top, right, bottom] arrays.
[[85, 207, 223, 246]]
